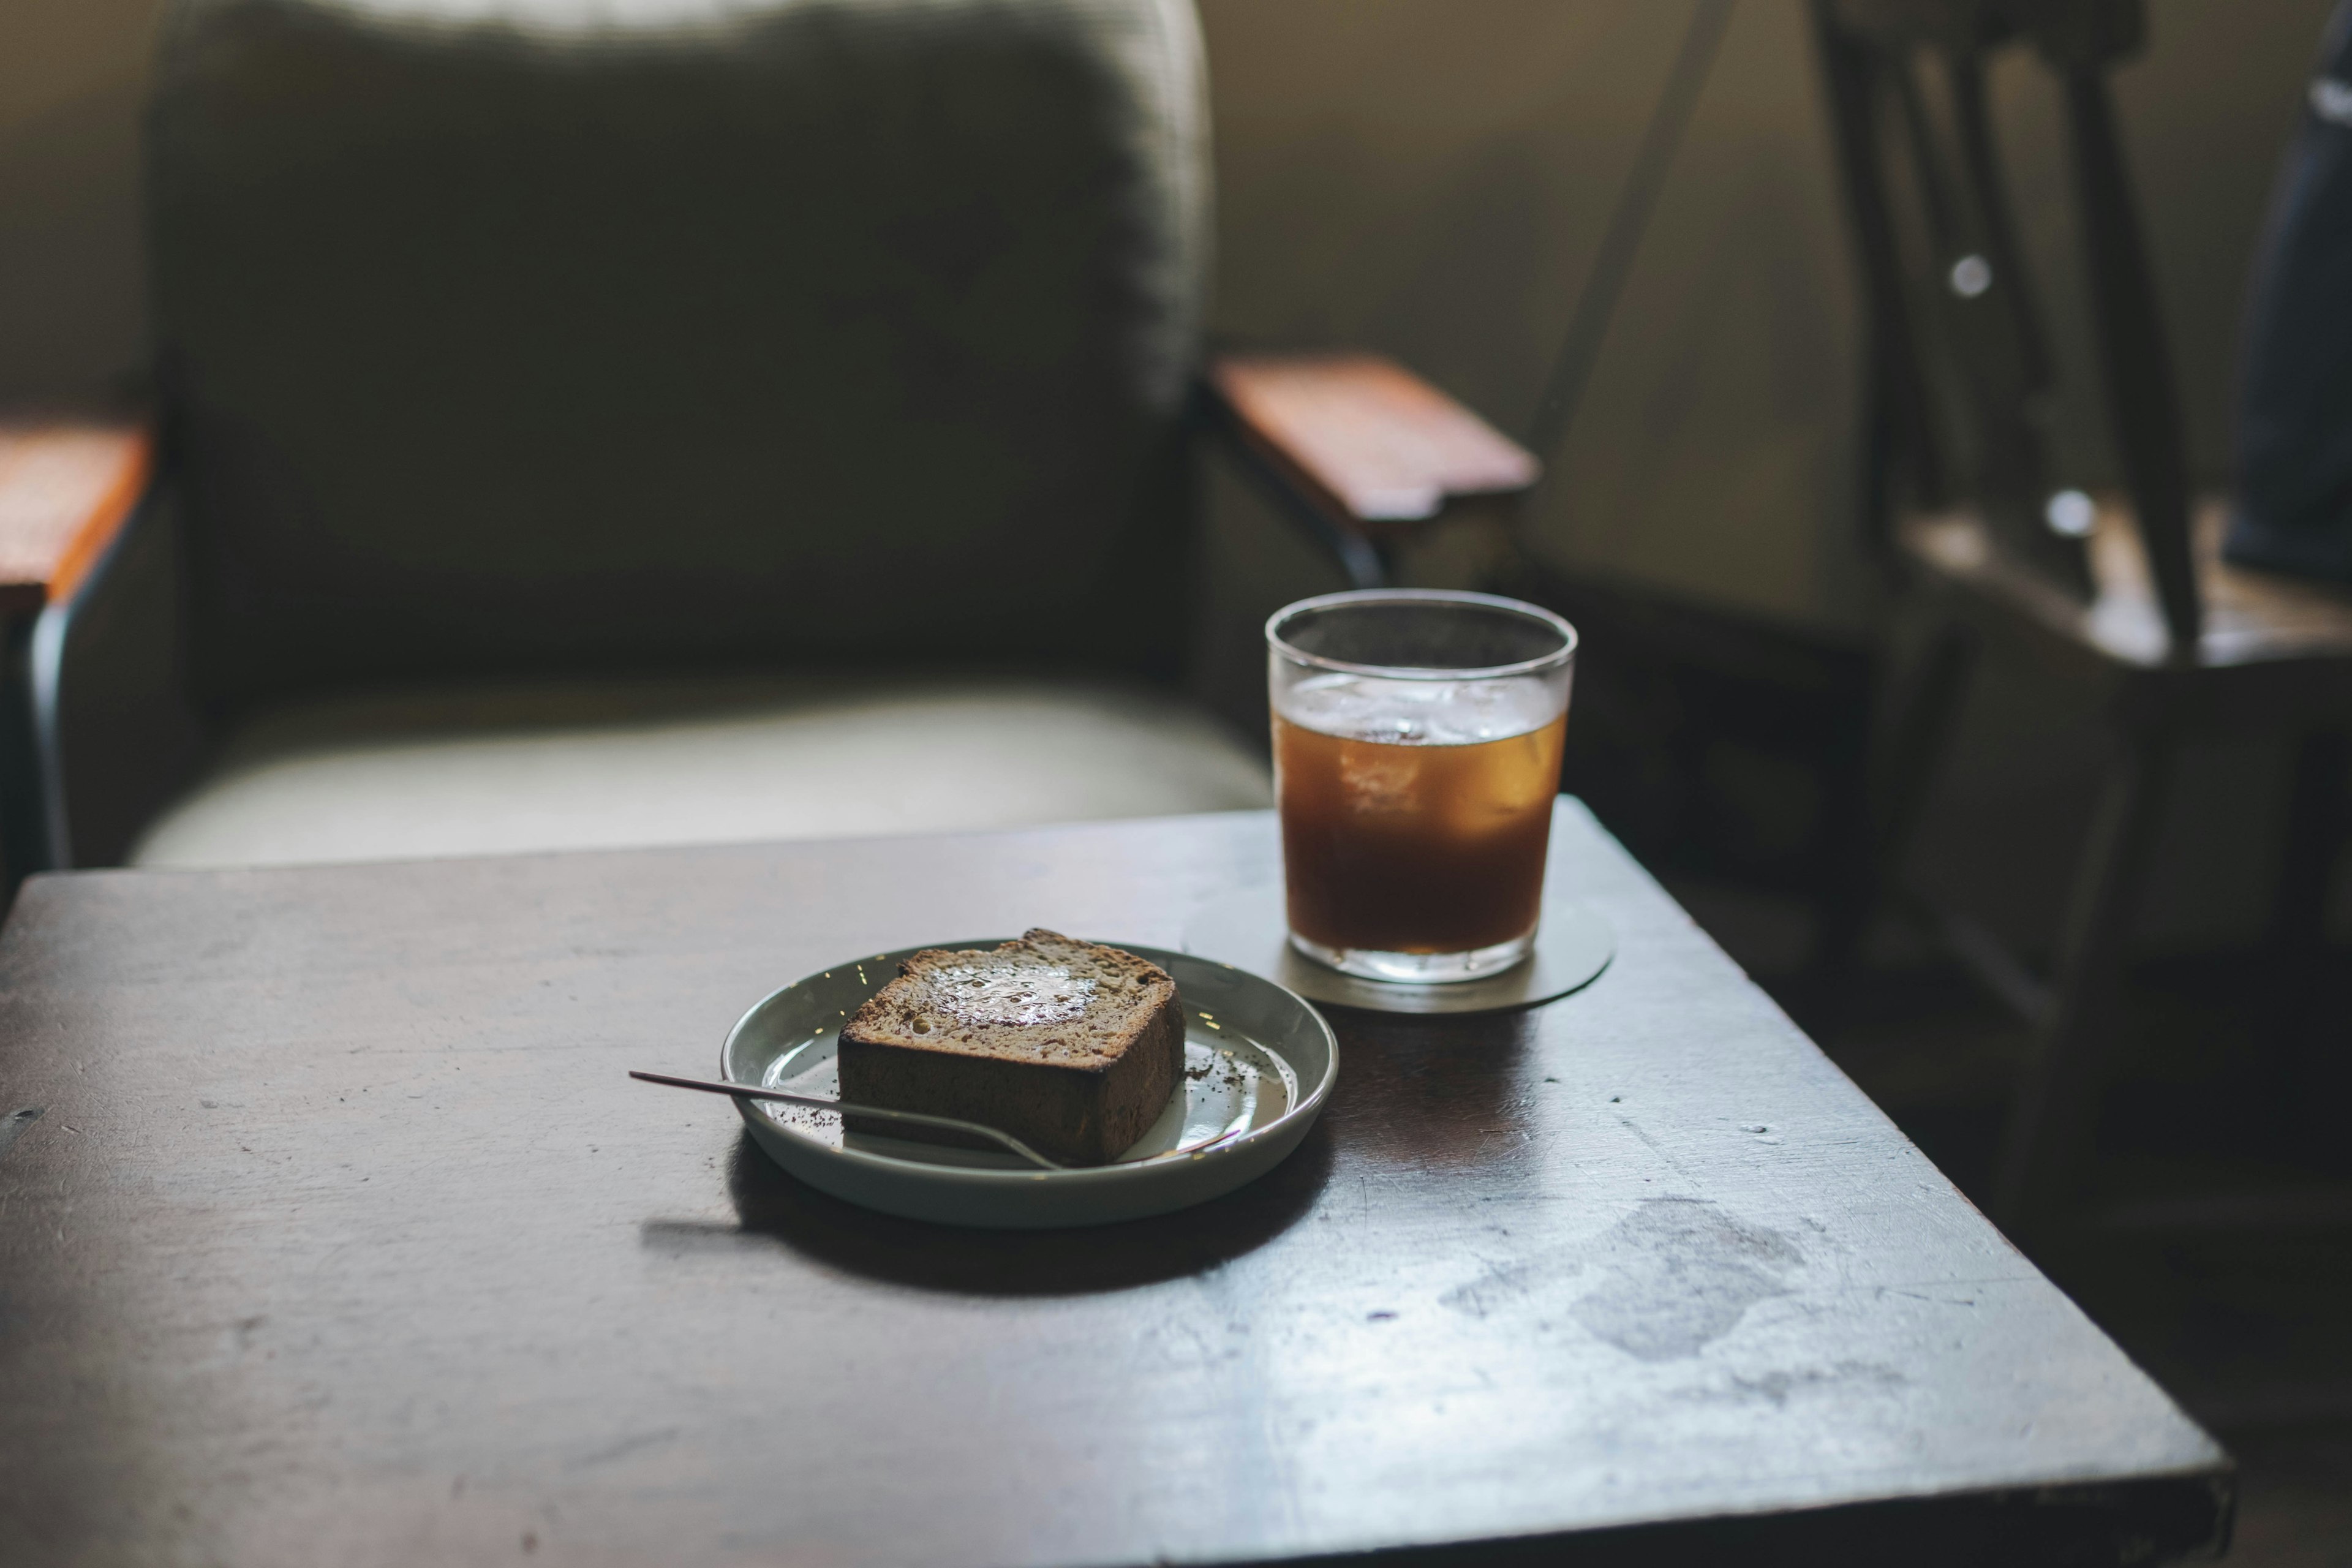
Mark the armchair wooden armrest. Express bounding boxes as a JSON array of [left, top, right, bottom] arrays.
[[1205, 352, 1540, 587], [0, 420, 154, 617]]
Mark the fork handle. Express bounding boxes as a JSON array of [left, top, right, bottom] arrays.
[[627, 1069, 1065, 1170]]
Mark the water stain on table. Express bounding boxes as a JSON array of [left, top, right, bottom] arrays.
[[1444, 1197, 1804, 1362], [1573, 1198, 1806, 1362]]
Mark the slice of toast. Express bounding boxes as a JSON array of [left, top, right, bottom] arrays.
[[835, 929, 1183, 1166]]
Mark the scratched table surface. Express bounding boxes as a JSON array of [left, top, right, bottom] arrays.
[[0, 800, 2226, 1567]]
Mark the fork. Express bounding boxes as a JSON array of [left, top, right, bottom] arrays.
[[628, 1070, 1241, 1171]]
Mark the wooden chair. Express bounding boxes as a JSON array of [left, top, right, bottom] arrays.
[[1813, 0, 2352, 1232]]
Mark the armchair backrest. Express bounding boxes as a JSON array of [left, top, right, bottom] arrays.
[[149, 0, 1208, 708]]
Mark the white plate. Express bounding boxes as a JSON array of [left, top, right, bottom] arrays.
[[724, 941, 1338, 1229]]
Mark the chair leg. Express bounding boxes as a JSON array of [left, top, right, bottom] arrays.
[[1872, 623, 1978, 892], [1804, 702, 1878, 1010], [1799, 622, 1977, 1028], [0, 616, 50, 898], [1994, 729, 2176, 1234], [2268, 731, 2350, 1114], [1806, 622, 1973, 1006], [2269, 731, 2349, 952]]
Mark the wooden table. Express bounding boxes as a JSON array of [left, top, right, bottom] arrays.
[[0, 802, 2229, 1566]]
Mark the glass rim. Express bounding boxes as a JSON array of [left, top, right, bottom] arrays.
[[1265, 588, 1578, 682]]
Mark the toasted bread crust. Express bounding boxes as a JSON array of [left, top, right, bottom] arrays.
[[836, 930, 1183, 1165]]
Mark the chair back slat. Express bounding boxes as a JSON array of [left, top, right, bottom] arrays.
[[1812, 7, 1950, 529], [2057, 66, 2203, 645]]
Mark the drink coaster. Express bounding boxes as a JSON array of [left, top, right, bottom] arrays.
[[1181, 886, 1614, 1016]]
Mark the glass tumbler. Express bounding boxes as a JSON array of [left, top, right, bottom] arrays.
[[1268, 589, 1577, 983]]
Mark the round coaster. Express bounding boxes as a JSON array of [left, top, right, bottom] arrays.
[[1180, 886, 1615, 1016]]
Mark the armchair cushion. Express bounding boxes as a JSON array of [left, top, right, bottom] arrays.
[[129, 676, 1268, 867]]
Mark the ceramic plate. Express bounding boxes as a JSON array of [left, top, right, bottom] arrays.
[[724, 941, 1337, 1229]]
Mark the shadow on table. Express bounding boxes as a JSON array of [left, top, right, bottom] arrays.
[[641, 1118, 1333, 1295], [641, 1004, 1544, 1291], [1319, 1005, 1544, 1167]]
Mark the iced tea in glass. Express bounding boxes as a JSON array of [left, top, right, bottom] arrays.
[[1268, 590, 1575, 983]]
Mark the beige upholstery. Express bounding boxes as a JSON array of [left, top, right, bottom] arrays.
[[130, 678, 1269, 868]]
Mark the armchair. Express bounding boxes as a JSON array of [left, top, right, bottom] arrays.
[[0, 0, 1535, 880]]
